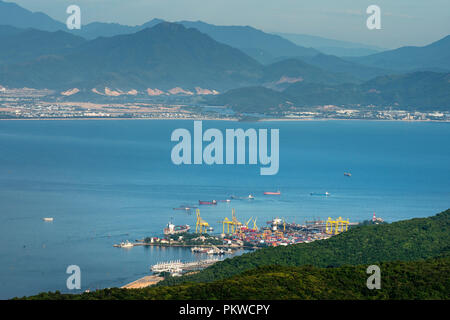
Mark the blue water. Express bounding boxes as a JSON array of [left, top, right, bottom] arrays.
[[0, 120, 449, 299]]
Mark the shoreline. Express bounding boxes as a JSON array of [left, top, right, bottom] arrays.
[[121, 275, 165, 289], [0, 117, 448, 123]]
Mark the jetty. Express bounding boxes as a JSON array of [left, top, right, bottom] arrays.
[[151, 258, 219, 274]]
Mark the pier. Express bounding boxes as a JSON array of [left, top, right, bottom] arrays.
[[151, 258, 220, 274]]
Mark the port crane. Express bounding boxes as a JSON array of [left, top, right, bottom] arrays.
[[195, 209, 210, 234], [219, 209, 242, 235], [218, 216, 234, 234], [252, 217, 259, 232], [325, 217, 350, 235]]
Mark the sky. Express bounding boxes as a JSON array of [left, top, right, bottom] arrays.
[[9, 0, 450, 49]]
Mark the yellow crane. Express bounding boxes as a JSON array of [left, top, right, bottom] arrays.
[[325, 217, 349, 235], [231, 208, 242, 234], [246, 217, 253, 227], [252, 217, 258, 231], [195, 209, 210, 234], [218, 216, 234, 234], [219, 209, 243, 235]]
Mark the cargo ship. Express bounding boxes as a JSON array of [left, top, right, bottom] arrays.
[[199, 200, 217, 205], [164, 222, 191, 235], [263, 191, 281, 195]]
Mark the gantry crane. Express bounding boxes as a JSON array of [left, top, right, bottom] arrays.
[[218, 216, 234, 234], [325, 216, 349, 235], [219, 209, 243, 235], [195, 209, 210, 234], [252, 217, 259, 232]]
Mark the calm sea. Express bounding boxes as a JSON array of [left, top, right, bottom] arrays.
[[0, 120, 449, 299]]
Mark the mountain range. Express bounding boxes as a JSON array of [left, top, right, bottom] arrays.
[[210, 71, 450, 112], [0, 23, 263, 90], [0, 0, 448, 110], [351, 35, 450, 72]]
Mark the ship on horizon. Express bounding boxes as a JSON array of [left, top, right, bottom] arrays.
[[263, 191, 281, 195], [199, 200, 217, 205]]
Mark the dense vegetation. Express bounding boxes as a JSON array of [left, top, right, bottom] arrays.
[[17, 209, 450, 300], [22, 257, 450, 300], [159, 209, 450, 286]]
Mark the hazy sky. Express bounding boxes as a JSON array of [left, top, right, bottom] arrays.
[[10, 0, 450, 48]]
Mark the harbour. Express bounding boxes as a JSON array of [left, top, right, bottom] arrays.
[[1, 120, 449, 299]]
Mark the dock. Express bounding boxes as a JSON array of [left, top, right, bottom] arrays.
[[151, 258, 219, 274]]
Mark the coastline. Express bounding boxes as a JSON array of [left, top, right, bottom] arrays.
[[121, 275, 164, 289], [0, 117, 449, 123]]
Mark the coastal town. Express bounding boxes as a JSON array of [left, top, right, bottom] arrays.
[[0, 87, 448, 121]]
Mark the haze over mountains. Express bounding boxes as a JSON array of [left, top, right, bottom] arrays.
[[0, 0, 448, 110], [274, 32, 386, 57]]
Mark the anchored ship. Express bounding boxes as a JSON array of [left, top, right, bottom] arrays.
[[199, 200, 217, 205], [164, 222, 191, 235], [263, 191, 281, 195], [310, 192, 330, 196]]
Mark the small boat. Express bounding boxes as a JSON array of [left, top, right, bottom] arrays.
[[43, 217, 54, 222], [118, 241, 133, 248], [173, 206, 197, 211], [310, 192, 330, 196], [264, 191, 281, 195], [344, 172, 352, 177], [231, 194, 254, 200], [199, 200, 217, 205]]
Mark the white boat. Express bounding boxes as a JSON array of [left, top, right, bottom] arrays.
[[43, 217, 54, 222], [119, 240, 133, 248]]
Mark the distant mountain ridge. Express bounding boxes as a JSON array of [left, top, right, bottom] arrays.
[[210, 71, 450, 112], [352, 35, 450, 72], [0, 0, 65, 31], [0, 25, 85, 65], [0, 23, 372, 92], [274, 32, 386, 57], [0, 1, 320, 64], [0, 22, 263, 90]]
